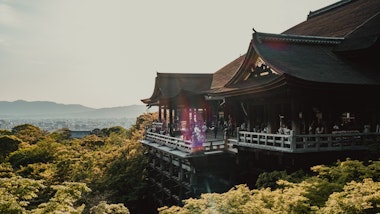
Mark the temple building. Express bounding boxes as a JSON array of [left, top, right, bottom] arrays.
[[140, 0, 380, 206]]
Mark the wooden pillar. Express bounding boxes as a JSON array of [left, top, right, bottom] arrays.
[[290, 97, 300, 134], [159, 151, 164, 202], [267, 103, 276, 134], [159, 106, 162, 122], [178, 159, 184, 200], [174, 108, 178, 124], [169, 108, 173, 125], [163, 105, 167, 127], [169, 108, 173, 135], [169, 155, 173, 176]]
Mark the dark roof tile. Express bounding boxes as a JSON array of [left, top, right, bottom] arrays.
[[283, 0, 380, 37]]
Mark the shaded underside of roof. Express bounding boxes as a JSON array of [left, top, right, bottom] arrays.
[[252, 33, 380, 85], [208, 73, 283, 96], [141, 73, 213, 105], [283, 0, 380, 37]]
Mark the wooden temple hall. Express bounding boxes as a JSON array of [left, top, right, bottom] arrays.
[[140, 0, 380, 206]]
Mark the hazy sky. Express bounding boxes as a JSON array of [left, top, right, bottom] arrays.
[[0, 0, 337, 108]]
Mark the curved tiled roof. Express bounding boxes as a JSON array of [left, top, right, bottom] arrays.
[[142, 0, 380, 104], [210, 54, 245, 89], [252, 32, 380, 85], [283, 0, 380, 37], [334, 11, 380, 52], [141, 73, 213, 105]]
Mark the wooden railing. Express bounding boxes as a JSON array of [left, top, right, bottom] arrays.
[[144, 131, 226, 154], [144, 130, 380, 154], [230, 131, 380, 153], [232, 131, 293, 152]]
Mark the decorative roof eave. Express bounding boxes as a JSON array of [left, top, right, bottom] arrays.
[[307, 0, 353, 19], [141, 73, 162, 105], [140, 72, 213, 106], [256, 32, 344, 45], [209, 74, 287, 98], [224, 40, 258, 87], [224, 31, 344, 88]]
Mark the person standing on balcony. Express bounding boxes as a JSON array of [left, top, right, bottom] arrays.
[[309, 121, 316, 134], [316, 123, 325, 134]]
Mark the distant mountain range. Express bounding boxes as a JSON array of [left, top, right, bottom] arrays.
[[0, 100, 153, 119]]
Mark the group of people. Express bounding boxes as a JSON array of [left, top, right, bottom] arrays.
[[308, 121, 325, 134]]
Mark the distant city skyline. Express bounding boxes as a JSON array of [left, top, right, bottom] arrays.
[[0, 0, 337, 108]]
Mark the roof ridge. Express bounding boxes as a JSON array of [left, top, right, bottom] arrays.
[[157, 72, 213, 76], [256, 32, 344, 44], [307, 0, 354, 19]]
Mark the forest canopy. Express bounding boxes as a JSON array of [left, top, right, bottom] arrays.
[[1, 111, 379, 214], [159, 159, 380, 214], [0, 112, 158, 214]]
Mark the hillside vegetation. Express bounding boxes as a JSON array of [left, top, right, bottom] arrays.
[[0, 112, 158, 214], [1, 112, 380, 213], [159, 159, 380, 214]]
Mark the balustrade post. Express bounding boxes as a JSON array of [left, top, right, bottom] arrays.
[[224, 128, 228, 151], [290, 130, 296, 152], [316, 136, 320, 150], [264, 134, 268, 146], [236, 127, 240, 143], [328, 136, 332, 148], [303, 136, 307, 149], [281, 136, 285, 148]]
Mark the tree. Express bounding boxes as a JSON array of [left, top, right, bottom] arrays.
[[90, 201, 130, 214], [50, 128, 71, 142], [101, 139, 147, 202], [11, 124, 46, 144], [319, 178, 380, 213], [159, 159, 380, 214], [7, 139, 60, 169], [32, 182, 91, 214], [0, 176, 45, 213], [0, 135, 22, 161]]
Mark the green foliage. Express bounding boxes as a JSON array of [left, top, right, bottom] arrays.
[[255, 169, 307, 189], [255, 170, 288, 189], [0, 129, 12, 136], [299, 176, 342, 208], [159, 185, 254, 214], [134, 112, 158, 131], [49, 128, 71, 142], [0, 112, 159, 213], [102, 140, 147, 202], [312, 159, 366, 184], [160, 159, 380, 214], [319, 178, 380, 214], [1, 112, 380, 214], [0, 135, 22, 161], [18, 163, 57, 181], [160, 183, 311, 214], [0, 162, 15, 177], [0, 176, 45, 213], [12, 124, 46, 144], [90, 201, 130, 214], [7, 139, 60, 169], [251, 181, 311, 213], [33, 182, 91, 214], [0, 188, 24, 214], [80, 134, 105, 148]]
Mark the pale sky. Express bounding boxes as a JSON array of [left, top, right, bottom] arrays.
[[0, 0, 337, 108]]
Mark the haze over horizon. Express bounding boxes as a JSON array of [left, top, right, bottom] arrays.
[[0, 0, 337, 108]]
